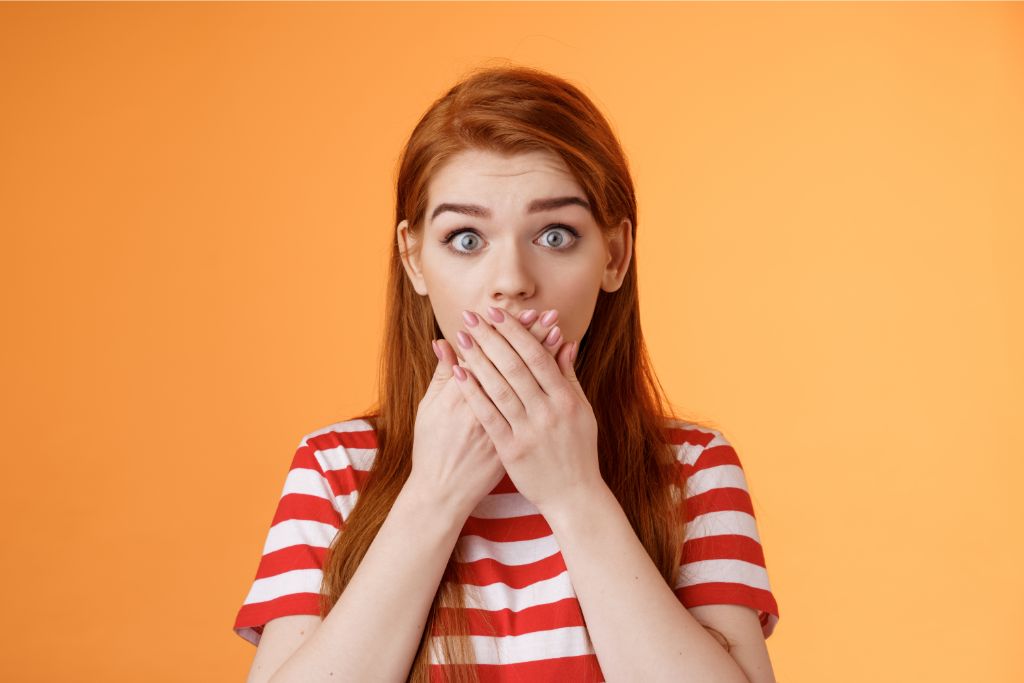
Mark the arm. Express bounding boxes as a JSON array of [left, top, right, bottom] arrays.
[[542, 483, 752, 683], [267, 485, 467, 683], [688, 605, 778, 683]]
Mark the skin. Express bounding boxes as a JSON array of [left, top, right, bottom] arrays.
[[396, 147, 633, 365]]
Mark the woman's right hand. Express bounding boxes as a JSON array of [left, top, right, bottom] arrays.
[[405, 308, 570, 519]]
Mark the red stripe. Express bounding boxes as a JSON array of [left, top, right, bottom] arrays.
[[681, 533, 767, 567], [270, 492, 342, 527], [253, 543, 329, 579], [309, 427, 378, 451], [675, 581, 779, 620], [683, 486, 754, 520], [456, 552, 567, 589], [233, 592, 321, 632], [663, 426, 716, 448], [432, 597, 586, 638], [460, 513, 551, 542], [679, 443, 743, 481]]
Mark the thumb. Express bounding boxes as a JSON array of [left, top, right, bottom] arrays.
[[428, 337, 457, 384]]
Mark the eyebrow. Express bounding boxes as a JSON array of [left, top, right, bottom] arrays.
[[430, 196, 591, 223]]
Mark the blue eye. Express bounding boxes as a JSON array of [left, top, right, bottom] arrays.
[[439, 224, 582, 257]]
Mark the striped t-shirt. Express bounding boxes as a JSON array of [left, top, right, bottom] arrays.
[[233, 417, 780, 679]]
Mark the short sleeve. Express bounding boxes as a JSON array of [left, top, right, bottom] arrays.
[[668, 423, 780, 639], [232, 429, 358, 646]]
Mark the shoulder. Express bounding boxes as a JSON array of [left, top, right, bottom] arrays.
[[660, 417, 738, 469], [291, 416, 379, 521]]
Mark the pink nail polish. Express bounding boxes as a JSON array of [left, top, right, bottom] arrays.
[[487, 306, 505, 323], [540, 309, 558, 326], [544, 326, 561, 346], [462, 310, 479, 327], [519, 309, 539, 325], [457, 330, 472, 349]]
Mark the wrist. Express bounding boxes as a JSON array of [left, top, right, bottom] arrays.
[[538, 479, 616, 531], [399, 478, 472, 526]]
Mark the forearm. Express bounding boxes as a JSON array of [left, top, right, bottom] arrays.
[[269, 486, 467, 683], [542, 484, 749, 683]]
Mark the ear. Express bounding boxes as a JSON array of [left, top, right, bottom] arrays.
[[396, 219, 429, 295], [601, 218, 633, 293]]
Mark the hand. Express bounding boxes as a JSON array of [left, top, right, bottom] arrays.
[[407, 309, 570, 518], [450, 305, 603, 516]]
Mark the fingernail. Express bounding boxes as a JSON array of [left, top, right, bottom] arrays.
[[453, 365, 467, 381], [462, 310, 479, 327], [540, 309, 558, 326], [487, 306, 505, 323], [570, 340, 579, 362], [544, 326, 561, 346], [519, 309, 538, 325], [457, 330, 472, 349]]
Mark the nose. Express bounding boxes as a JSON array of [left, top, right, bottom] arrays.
[[488, 241, 536, 303]]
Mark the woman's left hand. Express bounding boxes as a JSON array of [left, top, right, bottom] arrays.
[[451, 305, 604, 516]]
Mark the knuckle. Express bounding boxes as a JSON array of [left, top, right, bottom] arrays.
[[552, 389, 577, 412], [492, 383, 516, 404], [480, 409, 504, 428], [502, 360, 530, 381], [522, 345, 549, 367]]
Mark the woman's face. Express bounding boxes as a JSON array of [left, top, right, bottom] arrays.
[[397, 148, 632, 363]]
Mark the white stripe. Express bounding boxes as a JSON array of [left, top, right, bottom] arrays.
[[674, 441, 706, 466], [457, 533, 561, 566], [470, 492, 541, 519], [316, 443, 376, 475], [262, 518, 340, 555], [685, 509, 761, 542], [431, 626, 594, 665], [462, 565, 577, 614], [281, 468, 334, 500], [685, 464, 750, 497], [675, 558, 772, 591], [455, 570, 577, 613], [243, 567, 323, 605]]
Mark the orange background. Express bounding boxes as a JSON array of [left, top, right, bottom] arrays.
[[2, 2, 1021, 681]]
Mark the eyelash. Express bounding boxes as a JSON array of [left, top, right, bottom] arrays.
[[439, 224, 582, 257]]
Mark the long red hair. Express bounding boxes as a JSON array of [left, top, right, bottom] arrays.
[[319, 62, 712, 681]]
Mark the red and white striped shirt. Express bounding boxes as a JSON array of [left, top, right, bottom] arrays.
[[233, 418, 780, 679]]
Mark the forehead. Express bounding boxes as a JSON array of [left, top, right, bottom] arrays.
[[426, 149, 583, 210]]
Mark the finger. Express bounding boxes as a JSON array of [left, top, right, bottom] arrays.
[[452, 363, 513, 448], [456, 318, 529, 424], [434, 337, 467, 404], [518, 308, 570, 360], [425, 337, 453, 391], [471, 306, 567, 400]]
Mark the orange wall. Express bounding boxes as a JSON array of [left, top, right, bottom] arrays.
[[1, 3, 1021, 681]]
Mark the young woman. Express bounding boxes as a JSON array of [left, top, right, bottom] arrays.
[[234, 65, 780, 683]]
